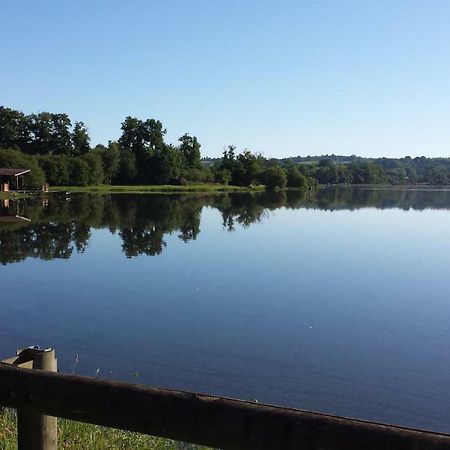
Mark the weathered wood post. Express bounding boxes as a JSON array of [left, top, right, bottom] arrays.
[[1, 347, 58, 450]]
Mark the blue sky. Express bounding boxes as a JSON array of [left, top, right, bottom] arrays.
[[1, 1, 449, 158]]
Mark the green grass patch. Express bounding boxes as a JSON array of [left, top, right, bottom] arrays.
[[49, 184, 264, 194], [0, 408, 211, 450]]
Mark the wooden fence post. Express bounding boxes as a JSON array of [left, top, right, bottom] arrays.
[[2, 347, 58, 450]]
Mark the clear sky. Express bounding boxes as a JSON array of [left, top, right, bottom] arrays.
[[1, 1, 449, 158]]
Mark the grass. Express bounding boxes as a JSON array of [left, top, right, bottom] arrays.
[[0, 408, 211, 450], [49, 184, 265, 194]]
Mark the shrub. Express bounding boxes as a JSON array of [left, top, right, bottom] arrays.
[[260, 166, 287, 190], [286, 166, 308, 189]]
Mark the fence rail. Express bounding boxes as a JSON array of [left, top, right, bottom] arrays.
[[1, 364, 450, 450]]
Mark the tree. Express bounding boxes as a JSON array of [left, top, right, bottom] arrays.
[[286, 166, 308, 189], [214, 169, 231, 185], [219, 145, 237, 173], [233, 150, 261, 186], [82, 152, 104, 185], [318, 158, 333, 167], [149, 144, 182, 184], [96, 142, 120, 184], [178, 133, 201, 169], [37, 155, 70, 185], [425, 165, 448, 185], [119, 117, 167, 182], [28, 112, 73, 155], [68, 158, 89, 186], [307, 177, 319, 190], [261, 166, 287, 190], [336, 164, 352, 184], [116, 148, 137, 184], [72, 121, 91, 156], [349, 162, 386, 184], [0, 106, 28, 149]]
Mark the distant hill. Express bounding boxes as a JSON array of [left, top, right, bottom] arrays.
[[202, 154, 367, 166], [276, 154, 366, 164]]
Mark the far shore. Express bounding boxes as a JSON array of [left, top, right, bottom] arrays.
[[48, 183, 266, 194], [3, 183, 448, 200]]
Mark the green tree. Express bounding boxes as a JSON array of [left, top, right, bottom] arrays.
[[0, 106, 28, 149], [214, 168, 231, 185], [28, 112, 73, 155], [349, 162, 386, 184], [82, 152, 104, 185], [261, 166, 287, 190], [68, 158, 90, 186], [286, 166, 308, 189], [96, 142, 120, 184], [336, 164, 352, 184], [149, 144, 182, 184], [119, 117, 167, 182], [219, 145, 237, 173], [37, 155, 70, 185], [116, 148, 137, 184], [233, 150, 261, 186], [72, 121, 91, 156], [178, 133, 201, 169], [425, 165, 448, 185]]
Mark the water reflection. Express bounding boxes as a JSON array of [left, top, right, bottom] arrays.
[[1, 187, 450, 265]]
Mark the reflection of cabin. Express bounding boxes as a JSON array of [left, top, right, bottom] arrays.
[[0, 198, 31, 223], [0, 168, 31, 191]]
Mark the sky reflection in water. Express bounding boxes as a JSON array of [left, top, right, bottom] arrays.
[[0, 187, 449, 433]]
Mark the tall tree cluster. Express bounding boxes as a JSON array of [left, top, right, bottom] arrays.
[[213, 145, 311, 190], [0, 106, 90, 156], [0, 106, 206, 187], [116, 117, 203, 184]]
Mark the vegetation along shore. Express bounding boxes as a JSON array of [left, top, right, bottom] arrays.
[[2, 106, 450, 194]]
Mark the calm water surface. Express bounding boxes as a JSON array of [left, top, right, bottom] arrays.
[[1, 187, 449, 432]]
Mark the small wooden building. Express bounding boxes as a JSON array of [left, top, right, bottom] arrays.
[[0, 168, 31, 192]]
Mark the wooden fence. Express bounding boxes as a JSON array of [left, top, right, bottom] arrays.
[[1, 348, 450, 450]]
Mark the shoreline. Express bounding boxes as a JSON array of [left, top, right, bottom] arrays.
[[2, 183, 449, 200], [48, 184, 265, 194]]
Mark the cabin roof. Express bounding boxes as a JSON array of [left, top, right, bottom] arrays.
[[0, 168, 31, 177]]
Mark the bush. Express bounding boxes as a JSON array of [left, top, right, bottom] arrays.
[[260, 166, 287, 190], [182, 167, 214, 183], [214, 169, 231, 185], [287, 166, 308, 189]]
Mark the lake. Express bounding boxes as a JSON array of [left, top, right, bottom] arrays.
[[1, 187, 449, 433]]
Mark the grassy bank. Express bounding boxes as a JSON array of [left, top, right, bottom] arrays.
[[49, 184, 264, 194], [0, 408, 210, 450]]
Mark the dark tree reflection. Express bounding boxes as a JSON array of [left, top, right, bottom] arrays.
[[1, 187, 450, 265]]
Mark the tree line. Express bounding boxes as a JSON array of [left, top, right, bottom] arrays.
[[280, 155, 450, 186], [0, 106, 308, 190], [1, 105, 449, 189]]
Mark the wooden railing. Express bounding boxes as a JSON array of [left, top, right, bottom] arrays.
[[1, 348, 450, 450]]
